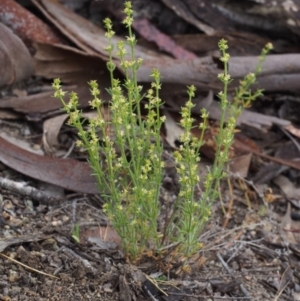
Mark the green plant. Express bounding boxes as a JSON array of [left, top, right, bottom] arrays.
[[72, 223, 80, 243], [52, 1, 272, 263]]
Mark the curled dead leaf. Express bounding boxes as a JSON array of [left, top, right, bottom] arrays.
[[0, 23, 34, 87]]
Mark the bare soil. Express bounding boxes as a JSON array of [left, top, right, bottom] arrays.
[[0, 164, 298, 301]]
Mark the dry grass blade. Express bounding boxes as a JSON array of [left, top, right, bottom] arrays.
[[0, 252, 59, 279]]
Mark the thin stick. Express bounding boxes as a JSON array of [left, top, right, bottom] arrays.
[[0, 176, 62, 205], [216, 252, 251, 299], [0, 252, 59, 279]]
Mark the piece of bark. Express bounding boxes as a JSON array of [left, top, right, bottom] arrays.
[[206, 101, 290, 131], [162, 0, 300, 38]]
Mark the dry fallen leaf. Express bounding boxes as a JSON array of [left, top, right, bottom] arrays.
[[0, 132, 44, 156], [42, 111, 99, 155], [33, 42, 115, 85], [229, 153, 252, 178], [43, 114, 70, 155], [81, 226, 122, 249], [163, 110, 184, 149], [273, 175, 300, 200], [0, 84, 106, 121], [0, 0, 63, 44], [0, 22, 34, 87], [132, 18, 197, 60], [0, 136, 98, 194], [280, 202, 298, 244], [284, 123, 300, 139]]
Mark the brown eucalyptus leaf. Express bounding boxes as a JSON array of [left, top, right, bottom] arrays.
[[273, 175, 300, 200], [42, 112, 98, 155], [81, 226, 122, 248], [0, 0, 63, 44], [0, 90, 62, 117], [34, 42, 114, 85], [0, 22, 34, 87], [43, 114, 69, 155], [229, 153, 252, 178], [0, 132, 44, 156], [132, 18, 197, 60], [0, 136, 98, 194], [32, 0, 119, 59], [0, 84, 105, 121]]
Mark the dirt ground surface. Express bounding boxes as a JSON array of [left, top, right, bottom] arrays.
[[1, 159, 299, 301]]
